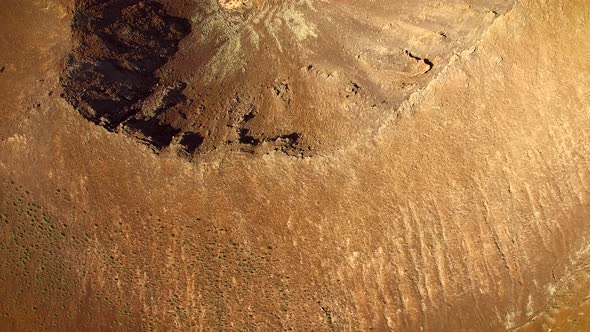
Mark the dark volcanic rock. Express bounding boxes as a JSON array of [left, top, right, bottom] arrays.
[[60, 0, 191, 148]]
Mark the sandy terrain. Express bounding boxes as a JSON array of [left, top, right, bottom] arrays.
[[0, 0, 589, 330]]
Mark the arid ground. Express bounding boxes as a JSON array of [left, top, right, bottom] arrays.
[[1, 0, 589, 330]]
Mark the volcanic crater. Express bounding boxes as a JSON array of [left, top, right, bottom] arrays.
[[60, 0, 514, 160]]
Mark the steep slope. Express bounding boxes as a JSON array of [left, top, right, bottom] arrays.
[[61, 0, 513, 157]]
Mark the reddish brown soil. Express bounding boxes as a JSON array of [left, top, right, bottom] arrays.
[[1, 0, 589, 331]]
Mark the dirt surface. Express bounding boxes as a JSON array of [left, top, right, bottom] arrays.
[[1, 0, 589, 331]]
